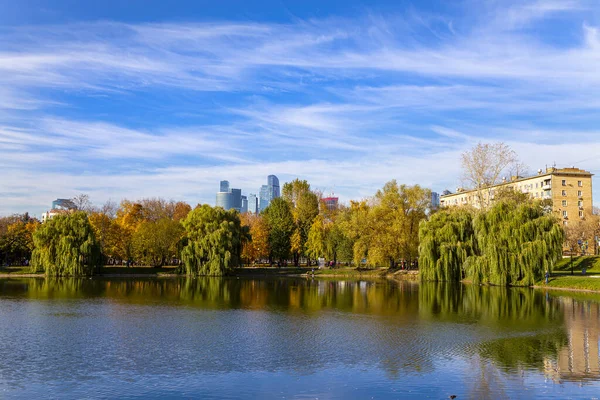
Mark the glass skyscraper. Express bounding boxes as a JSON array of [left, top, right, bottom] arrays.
[[248, 193, 258, 214], [220, 180, 229, 193], [267, 175, 280, 202], [259, 185, 269, 212]]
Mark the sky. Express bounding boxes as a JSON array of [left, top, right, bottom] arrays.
[[1, 0, 600, 217]]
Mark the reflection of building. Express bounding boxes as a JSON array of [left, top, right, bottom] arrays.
[[322, 197, 339, 210], [42, 198, 76, 223], [544, 298, 600, 382]]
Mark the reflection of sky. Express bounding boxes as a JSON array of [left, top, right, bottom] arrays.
[[1, 279, 600, 398]]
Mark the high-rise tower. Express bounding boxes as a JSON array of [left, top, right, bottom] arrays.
[[267, 175, 280, 202]]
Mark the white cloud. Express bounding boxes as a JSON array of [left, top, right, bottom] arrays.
[[1, 1, 600, 215]]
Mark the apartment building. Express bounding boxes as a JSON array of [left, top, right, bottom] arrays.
[[440, 167, 594, 224]]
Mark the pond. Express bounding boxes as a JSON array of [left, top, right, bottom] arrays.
[[0, 277, 599, 399]]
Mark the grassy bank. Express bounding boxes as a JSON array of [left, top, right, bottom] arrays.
[[532, 255, 600, 292]]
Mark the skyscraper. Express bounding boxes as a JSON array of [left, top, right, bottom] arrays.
[[259, 185, 269, 212], [248, 193, 258, 214], [216, 191, 233, 210], [267, 175, 280, 202], [241, 195, 248, 214], [220, 180, 229, 193], [231, 188, 242, 211]]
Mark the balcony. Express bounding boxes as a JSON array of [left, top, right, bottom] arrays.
[[542, 184, 552, 190]]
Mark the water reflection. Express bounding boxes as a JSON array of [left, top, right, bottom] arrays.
[[544, 298, 600, 382], [1, 277, 599, 398]]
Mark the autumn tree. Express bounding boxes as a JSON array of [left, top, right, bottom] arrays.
[[180, 205, 248, 276], [115, 200, 146, 263], [338, 200, 371, 266], [89, 212, 126, 262], [306, 215, 326, 261], [173, 201, 192, 222], [0, 215, 39, 265], [461, 142, 521, 210], [31, 212, 101, 276], [240, 213, 270, 265], [367, 182, 431, 268], [263, 198, 294, 265], [282, 179, 319, 265]]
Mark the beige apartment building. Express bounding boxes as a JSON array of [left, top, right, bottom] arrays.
[[440, 166, 594, 225]]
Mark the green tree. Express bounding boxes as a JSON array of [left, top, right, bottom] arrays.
[[132, 218, 184, 267], [419, 201, 564, 286], [180, 204, 248, 276], [31, 212, 101, 276], [263, 198, 294, 264]]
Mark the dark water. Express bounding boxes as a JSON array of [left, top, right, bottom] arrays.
[[1, 278, 599, 399]]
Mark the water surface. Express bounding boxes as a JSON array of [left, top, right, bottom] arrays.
[[1, 277, 599, 399]]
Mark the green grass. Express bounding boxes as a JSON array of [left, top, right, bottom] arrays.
[[532, 256, 600, 291], [554, 255, 600, 274], [0, 266, 37, 275], [541, 275, 600, 291]]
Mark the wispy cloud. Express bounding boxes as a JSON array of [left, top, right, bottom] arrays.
[[1, 0, 600, 215]]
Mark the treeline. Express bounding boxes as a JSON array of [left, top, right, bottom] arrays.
[[0, 179, 432, 276]]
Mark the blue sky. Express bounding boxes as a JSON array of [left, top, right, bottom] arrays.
[[1, 0, 600, 216]]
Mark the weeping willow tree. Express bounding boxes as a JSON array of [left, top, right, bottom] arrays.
[[419, 201, 564, 286], [467, 202, 564, 286], [30, 211, 101, 276], [419, 208, 475, 282], [180, 205, 249, 276]]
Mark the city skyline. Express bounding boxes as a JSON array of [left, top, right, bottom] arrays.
[[216, 175, 280, 214], [1, 0, 600, 217]]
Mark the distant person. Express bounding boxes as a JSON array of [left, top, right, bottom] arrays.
[[545, 270, 549, 284]]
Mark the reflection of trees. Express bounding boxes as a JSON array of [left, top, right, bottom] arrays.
[[419, 283, 563, 330], [420, 282, 569, 381], [3, 277, 591, 383]]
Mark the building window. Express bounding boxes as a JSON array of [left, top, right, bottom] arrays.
[[562, 210, 568, 218], [578, 181, 583, 187], [563, 221, 568, 226], [562, 200, 567, 206], [562, 190, 567, 196], [562, 179, 567, 186], [579, 211, 584, 218], [578, 190, 582, 197], [578, 200, 583, 207]]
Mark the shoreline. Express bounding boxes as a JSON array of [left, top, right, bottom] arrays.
[[2, 269, 600, 295]]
